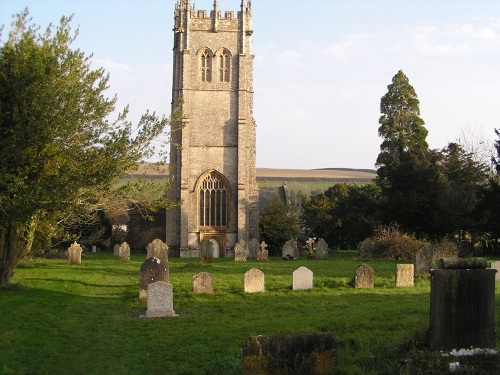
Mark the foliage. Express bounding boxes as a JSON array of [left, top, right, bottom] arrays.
[[259, 195, 299, 255], [492, 128, 500, 174], [0, 10, 180, 284], [301, 183, 381, 249]]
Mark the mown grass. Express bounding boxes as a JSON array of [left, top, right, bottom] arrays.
[[1, 251, 499, 374]]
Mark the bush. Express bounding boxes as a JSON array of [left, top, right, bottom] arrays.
[[363, 223, 425, 260]]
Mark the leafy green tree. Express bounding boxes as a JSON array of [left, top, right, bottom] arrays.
[[493, 128, 500, 174], [0, 11, 179, 284], [375, 70, 442, 236], [301, 183, 382, 249], [259, 195, 299, 256]]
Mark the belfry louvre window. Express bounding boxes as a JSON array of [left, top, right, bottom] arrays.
[[200, 49, 212, 82], [218, 50, 230, 83], [199, 172, 228, 227]]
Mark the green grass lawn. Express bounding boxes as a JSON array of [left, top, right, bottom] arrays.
[[1, 251, 499, 374]]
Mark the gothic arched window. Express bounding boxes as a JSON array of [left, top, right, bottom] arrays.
[[217, 49, 231, 83], [199, 48, 212, 82], [198, 171, 228, 228]]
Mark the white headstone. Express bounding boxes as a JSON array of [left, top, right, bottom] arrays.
[[293, 267, 313, 290], [244, 268, 265, 293], [145, 281, 177, 318], [68, 242, 83, 264], [491, 261, 500, 282]]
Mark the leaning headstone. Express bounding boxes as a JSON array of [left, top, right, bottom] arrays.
[[243, 333, 338, 374], [144, 281, 177, 318], [395, 264, 414, 287], [257, 241, 269, 262], [113, 244, 120, 256], [248, 238, 260, 260], [139, 257, 168, 300], [118, 242, 130, 262], [244, 268, 265, 293], [146, 238, 169, 263], [428, 258, 496, 349], [282, 239, 299, 260], [315, 238, 329, 260], [354, 264, 374, 288], [234, 239, 249, 262], [193, 272, 213, 294], [414, 243, 437, 277], [491, 261, 500, 282], [68, 242, 83, 264], [293, 267, 313, 290]]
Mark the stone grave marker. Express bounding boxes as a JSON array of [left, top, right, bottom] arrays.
[[257, 241, 269, 262], [193, 272, 214, 294], [354, 264, 374, 288], [234, 239, 248, 262], [244, 268, 265, 293], [306, 237, 315, 257], [282, 239, 299, 260], [293, 267, 313, 290], [396, 264, 414, 287], [199, 237, 213, 263], [315, 238, 329, 260], [68, 242, 83, 264], [243, 333, 338, 374], [491, 261, 500, 282], [139, 257, 169, 300], [146, 238, 169, 263], [144, 281, 177, 318], [358, 237, 375, 259], [248, 238, 259, 260], [414, 243, 437, 276], [113, 244, 120, 256], [118, 242, 130, 262], [428, 258, 496, 349]]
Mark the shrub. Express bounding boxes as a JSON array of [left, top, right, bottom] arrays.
[[364, 223, 425, 260]]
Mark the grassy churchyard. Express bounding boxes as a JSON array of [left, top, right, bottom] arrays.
[[1, 251, 499, 374]]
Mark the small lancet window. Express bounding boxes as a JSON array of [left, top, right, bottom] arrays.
[[218, 50, 231, 83], [198, 172, 228, 228], [200, 49, 212, 82]]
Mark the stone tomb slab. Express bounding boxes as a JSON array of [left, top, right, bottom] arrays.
[[193, 272, 214, 294], [396, 264, 414, 287], [244, 268, 265, 293], [354, 264, 374, 289], [293, 267, 313, 290], [243, 333, 338, 374], [144, 281, 177, 318]]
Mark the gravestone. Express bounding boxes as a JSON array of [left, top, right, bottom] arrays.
[[200, 238, 213, 263], [282, 239, 299, 260], [244, 268, 265, 293], [396, 264, 414, 287], [193, 272, 213, 294], [92, 245, 97, 253], [139, 257, 169, 300], [68, 242, 83, 264], [358, 238, 375, 259], [243, 333, 338, 374], [293, 267, 313, 290], [315, 238, 329, 260], [234, 239, 248, 262], [491, 261, 500, 282], [248, 238, 259, 260], [257, 241, 269, 262], [306, 237, 315, 257], [113, 244, 120, 256], [427, 258, 496, 349], [414, 243, 437, 276], [145, 281, 177, 318], [146, 238, 169, 263], [118, 242, 130, 262], [354, 264, 374, 288]]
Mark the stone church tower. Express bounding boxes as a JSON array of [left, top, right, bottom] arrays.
[[166, 0, 259, 258]]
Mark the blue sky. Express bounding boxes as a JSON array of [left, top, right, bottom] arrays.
[[1, 0, 500, 169]]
